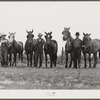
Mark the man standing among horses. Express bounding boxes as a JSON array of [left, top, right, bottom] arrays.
[[72, 32, 82, 69], [1, 33, 9, 67], [35, 33, 45, 68]]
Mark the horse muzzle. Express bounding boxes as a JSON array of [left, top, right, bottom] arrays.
[[63, 37, 67, 41]]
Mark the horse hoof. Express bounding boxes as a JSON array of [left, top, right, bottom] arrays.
[[69, 66, 71, 68], [65, 66, 67, 68], [84, 66, 86, 69], [74, 67, 77, 69], [39, 66, 41, 68], [93, 66, 96, 68]]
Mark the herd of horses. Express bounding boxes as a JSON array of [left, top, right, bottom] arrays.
[[2, 27, 100, 68], [4, 30, 58, 68]]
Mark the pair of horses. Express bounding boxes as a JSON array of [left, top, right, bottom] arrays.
[[62, 27, 100, 68], [0, 32, 23, 67], [25, 30, 58, 68]]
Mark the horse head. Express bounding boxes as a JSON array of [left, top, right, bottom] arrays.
[[62, 27, 71, 41], [8, 32, 16, 47], [44, 31, 52, 44], [83, 32, 91, 50], [26, 29, 34, 44]]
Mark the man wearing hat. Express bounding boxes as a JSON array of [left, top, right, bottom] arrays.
[[72, 32, 82, 69], [35, 33, 45, 68], [0, 33, 9, 67]]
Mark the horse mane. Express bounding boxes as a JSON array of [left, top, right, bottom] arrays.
[[65, 33, 74, 44], [65, 33, 74, 51]]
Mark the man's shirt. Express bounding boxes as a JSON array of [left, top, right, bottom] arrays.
[[1, 39, 9, 52], [72, 38, 82, 48]]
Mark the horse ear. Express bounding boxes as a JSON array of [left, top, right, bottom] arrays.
[[50, 31, 52, 34], [8, 35, 10, 38], [68, 27, 71, 30], [83, 33, 85, 36], [14, 32, 16, 35], [88, 33, 91, 36], [44, 31, 47, 34], [32, 29, 34, 33], [26, 30, 29, 34]]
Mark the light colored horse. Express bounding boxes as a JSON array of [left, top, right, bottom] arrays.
[[8, 32, 23, 66], [82, 33, 100, 68], [62, 27, 74, 68]]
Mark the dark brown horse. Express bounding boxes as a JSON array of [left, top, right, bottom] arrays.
[[82, 33, 100, 68], [62, 27, 74, 68], [44, 31, 58, 68], [8, 32, 23, 66], [25, 29, 36, 67]]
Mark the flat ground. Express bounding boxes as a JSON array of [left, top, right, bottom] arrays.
[[0, 62, 100, 89]]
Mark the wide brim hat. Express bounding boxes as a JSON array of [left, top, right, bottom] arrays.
[[0, 33, 6, 38], [38, 33, 43, 36], [2, 33, 7, 37], [75, 32, 80, 36]]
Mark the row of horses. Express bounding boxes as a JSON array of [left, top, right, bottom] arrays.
[[62, 27, 100, 68], [5, 30, 58, 68], [2, 27, 100, 68]]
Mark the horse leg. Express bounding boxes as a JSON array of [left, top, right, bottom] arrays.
[[69, 53, 72, 68], [21, 52, 23, 66], [33, 52, 35, 67], [30, 53, 33, 67], [93, 53, 97, 68], [52, 54, 54, 67], [84, 53, 87, 68], [55, 53, 57, 67], [12, 54, 14, 66], [50, 55, 53, 68], [9, 53, 12, 66], [4, 52, 8, 67], [27, 53, 29, 67], [45, 53, 48, 68], [14, 53, 17, 66], [3, 52, 5, 67], [2, 51, 4, 67], [88, 53, 91, 68], [54, 53, 57, 67], [65, 52, 68, 68], [18, 53, 20, 61]]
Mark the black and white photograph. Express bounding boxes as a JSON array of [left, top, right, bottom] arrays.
[[0, 1, 100, 98]]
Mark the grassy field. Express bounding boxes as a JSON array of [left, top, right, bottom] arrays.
[[0, 62, 100, 89]]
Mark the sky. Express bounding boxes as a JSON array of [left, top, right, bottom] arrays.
[[0, 1, 100, 55]]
